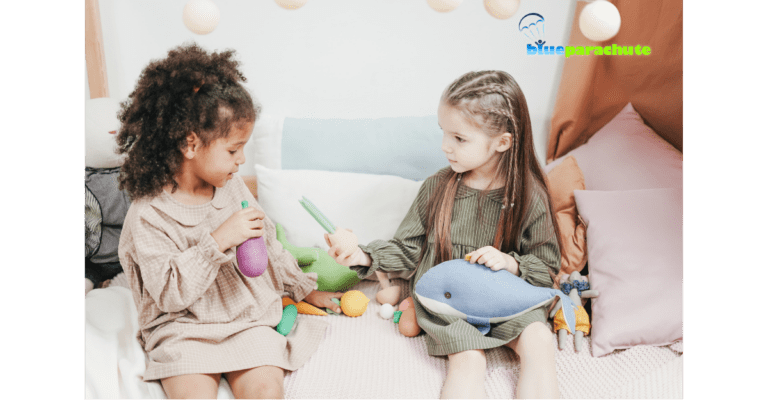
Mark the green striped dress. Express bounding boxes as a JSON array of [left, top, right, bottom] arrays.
[[354, 167, 560, 356]]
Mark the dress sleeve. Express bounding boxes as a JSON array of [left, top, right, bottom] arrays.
[[130, 213, 232, 313], [240, 182, 318, 302], [510, 192, 560, 288], [354, 179, 433, 279]]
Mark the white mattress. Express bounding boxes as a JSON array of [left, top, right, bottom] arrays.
[[85, 274, 682, 399]]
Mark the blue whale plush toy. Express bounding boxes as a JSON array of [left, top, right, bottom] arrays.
[[414, 259, 577, 335]]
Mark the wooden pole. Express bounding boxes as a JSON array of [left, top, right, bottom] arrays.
[[85, 0, 109, 98]]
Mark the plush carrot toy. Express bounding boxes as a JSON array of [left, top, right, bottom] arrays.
[[282, 297, 328, 316]]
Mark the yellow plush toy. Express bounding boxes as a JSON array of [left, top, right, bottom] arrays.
[[339, 290, 369, 317]]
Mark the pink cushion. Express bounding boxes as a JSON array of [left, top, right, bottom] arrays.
[[574, 188, 683, 357], [544, 103, 682, 191]]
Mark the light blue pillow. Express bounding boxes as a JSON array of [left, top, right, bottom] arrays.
[[281, 116, 446, 181]]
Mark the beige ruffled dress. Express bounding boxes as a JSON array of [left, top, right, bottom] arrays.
[[118, 175, 328, 382]]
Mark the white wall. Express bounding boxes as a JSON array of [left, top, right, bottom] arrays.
[[83, 46, 91, 168], [92, 0, 578, 172], [85, 62, 91, 100]]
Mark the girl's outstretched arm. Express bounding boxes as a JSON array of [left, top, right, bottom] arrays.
[[303, 290, 344, 314], [347, 177, 435, 279], [325, 228, 372, 267]]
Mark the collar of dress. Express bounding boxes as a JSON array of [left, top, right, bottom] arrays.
[[148, 182, 230, 226], [454, 182, 506, 205]]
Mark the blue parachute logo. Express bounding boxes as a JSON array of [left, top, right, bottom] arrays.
[[519, 13, 546, 46]]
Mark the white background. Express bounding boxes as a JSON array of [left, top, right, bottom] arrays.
[[88, 0, 578, 166]]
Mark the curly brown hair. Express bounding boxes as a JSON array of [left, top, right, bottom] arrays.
[[116, 43, 260, 200]]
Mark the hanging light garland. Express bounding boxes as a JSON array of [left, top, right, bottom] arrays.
[[484, 0, 520, 20], [579, 0, 621, 42], [426, 0, 463, 13], [275, 0, 308, 11], [182, 0, 220, 35], [181, 0, 622, 43]]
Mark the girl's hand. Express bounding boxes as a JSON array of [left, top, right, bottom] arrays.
[[211, 207, 265, 253], [324, 228, 372, 266], [324, 228, 358, 252], [327, 245, 372, 267], [303, 290, 344, 314], [466, 246, 520, 276]]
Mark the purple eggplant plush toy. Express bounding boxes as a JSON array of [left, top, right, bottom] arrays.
[[236, 201, 269, 277]]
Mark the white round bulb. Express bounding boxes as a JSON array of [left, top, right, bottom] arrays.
[[579, 0, 621, 42], [379, 303, 395, 320], [182, 0, 220, 35], [275, 0, 308, 10], [426, 0, 463, 13], [484, 0, 520, 20]]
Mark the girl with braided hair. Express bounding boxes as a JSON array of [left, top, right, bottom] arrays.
[[117, 43, 341, 399], [326, 71, 563, 398]]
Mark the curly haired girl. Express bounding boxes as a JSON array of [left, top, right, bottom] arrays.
[[116, 43, 342, 399]]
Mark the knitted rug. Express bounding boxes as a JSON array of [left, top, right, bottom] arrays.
[[93, 274, 682, 399]]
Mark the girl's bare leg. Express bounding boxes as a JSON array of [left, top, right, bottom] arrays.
[[225, 365, 285, 399], [506, 321, 560, 399], [440, 349, 487, 399], [160, 373, 221, 399]]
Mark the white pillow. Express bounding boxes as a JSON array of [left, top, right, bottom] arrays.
[[254, 164, 424, 254], [242, 111, 284, 176]]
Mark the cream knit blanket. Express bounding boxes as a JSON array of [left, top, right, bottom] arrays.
[[87, 274, 682, 399]]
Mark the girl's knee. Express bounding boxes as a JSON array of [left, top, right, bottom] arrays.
[[254, 380, 284, 399], [165, 387, 218, 400], [161, 374, 220, 399], [512, 322, 554, 356], [227, 366, 284, 399], [448, 349, 487, 368], [234, 376, 283, 399]]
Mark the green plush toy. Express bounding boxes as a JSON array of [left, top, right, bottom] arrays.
[[276, 223, 360, 292], [275, 304, 297, 336]]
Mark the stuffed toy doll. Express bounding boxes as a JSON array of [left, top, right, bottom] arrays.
[[549, 271, 599, 352], [414, 259, 578, 335], [85, 97, 131, 295]]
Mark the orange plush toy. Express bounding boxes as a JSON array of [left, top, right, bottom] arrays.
[[282, 297, 328, 316]]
